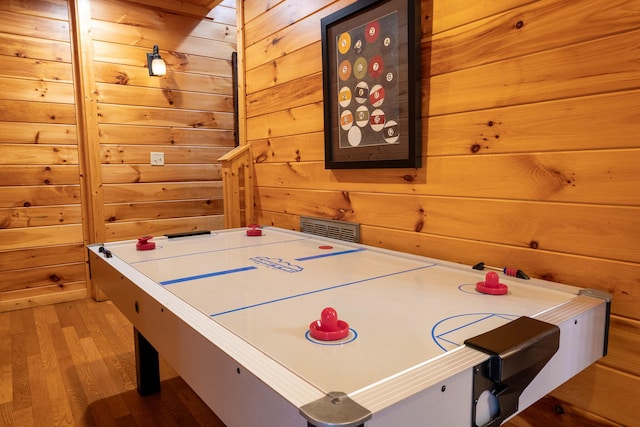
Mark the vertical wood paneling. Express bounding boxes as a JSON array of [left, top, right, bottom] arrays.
[[240, 0, 640, 424]]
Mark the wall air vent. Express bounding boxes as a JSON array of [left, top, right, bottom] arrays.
[[300, 216, 360, 243]]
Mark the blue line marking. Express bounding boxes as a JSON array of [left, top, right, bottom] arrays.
[[295, 247, 365, 261], [210, 263, 437, 317], [160, 266, 257, 285], [431, 313, 519, 351], [305, 328, 358, 346], [131, 236, 312, 265]]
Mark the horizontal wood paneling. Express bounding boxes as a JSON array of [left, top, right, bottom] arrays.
[[0, 100, 76, 124], [246, 102, 323, 139], [0, 166, 80, 186], [244, 0, 285, 28], [0, 145, 79, 165], [245, 41, 321, 93], [0, 186, 81, 208], [602, 316, 640, 377], [551, 363, 639, 427], [92, 0, 235, 42], [0, 77, 74, 103], [0, 0, 69, 20], [96, 82, 234, 110], [101, 164, 222, 183], [246, 73, 322, 118], [0, 0, 237, 307], [98, 125, 235, 146], [255, 188, 640, 262], [93, 40, 234, 77], [82, 0, 237, 245], [428, 29, 640, 115], [0, 244, 84, 271], [104, 215, 225, 241], [0, 225, 84, 251], [96, 104, 234, 129], [242, 0, 640, 424], [253, 150, 640, 205], [0, 283, 87, 312], [0, 32, 72, 62], [0, 1, 84, 309], [89, 19, 235, 60], [430, 0, 533, 34], [244, 0, 354, 70], [0, 9, 70, 41], [243, 0, 333, 46], [102, 182, 223, 203], [0, 206, 83, 228], [0, 122, 77, 144], [103, 199, 223, 222], [0, 55, 73, 82], [94, 61, 233, 93], [426, 90, 640, 155], [252, 131, 325, 163], [101, 145, 232, 164], [0, 263, 85, 293], [431, 0, 640, 75]]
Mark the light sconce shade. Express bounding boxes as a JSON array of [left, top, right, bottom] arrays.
[[147, 44, 166, 76]]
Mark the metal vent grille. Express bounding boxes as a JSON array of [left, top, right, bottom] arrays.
[[300, 216, 360, 243]]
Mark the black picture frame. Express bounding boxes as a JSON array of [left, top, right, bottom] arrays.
[[321, 0, 421, 169]]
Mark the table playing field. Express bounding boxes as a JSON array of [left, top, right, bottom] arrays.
[[88, 227, 610, 427]]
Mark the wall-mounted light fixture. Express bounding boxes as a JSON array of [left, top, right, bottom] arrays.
[[147, 45, 166, 76]]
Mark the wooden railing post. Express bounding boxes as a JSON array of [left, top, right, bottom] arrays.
[[218, 145, 254, 228]]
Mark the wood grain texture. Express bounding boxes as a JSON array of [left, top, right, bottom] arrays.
[[0, 1, 83, 309], [242, 0, 640, 424], [252, 149, 640, 205], [0, 298, 225, 425], [0, 186, 81, 208], [82, 0, 235, 249], [102, 182, 223, 203]]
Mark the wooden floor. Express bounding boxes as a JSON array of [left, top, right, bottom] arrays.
[[0, 298, 224, 427], [0, 298, 617, 427]]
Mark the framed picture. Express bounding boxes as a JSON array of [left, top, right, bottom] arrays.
[[321, 0, 421, 169]]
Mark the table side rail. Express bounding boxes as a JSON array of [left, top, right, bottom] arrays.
[[349, 295, 608, 426], [88, 248, 324, 426]]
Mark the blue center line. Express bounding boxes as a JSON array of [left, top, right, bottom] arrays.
[[210, 263, 438, 317], [295, 247, 365, 261], [160, 266, 257, 285]]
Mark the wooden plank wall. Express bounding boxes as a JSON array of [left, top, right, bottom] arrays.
[[240, 0, 640, 425], [0, 0, 236, 310], [89, 0, 237, 241], [0, 0, 87, 311]]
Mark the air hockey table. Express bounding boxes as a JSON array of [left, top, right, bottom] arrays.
[[87, 227, 610, 427]]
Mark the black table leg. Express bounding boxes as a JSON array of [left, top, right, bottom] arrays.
[[134, 327, 160, 395]]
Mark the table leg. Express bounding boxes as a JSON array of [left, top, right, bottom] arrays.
[[134, 327, 160, 395]]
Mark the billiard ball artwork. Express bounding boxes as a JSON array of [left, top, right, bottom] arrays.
[[334, 12, 399, 149]]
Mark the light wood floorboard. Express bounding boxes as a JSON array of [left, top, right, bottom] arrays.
[[0, 298, 225, 427]]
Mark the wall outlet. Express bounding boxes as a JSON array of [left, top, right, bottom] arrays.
[[150, 152, 164, 166]]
